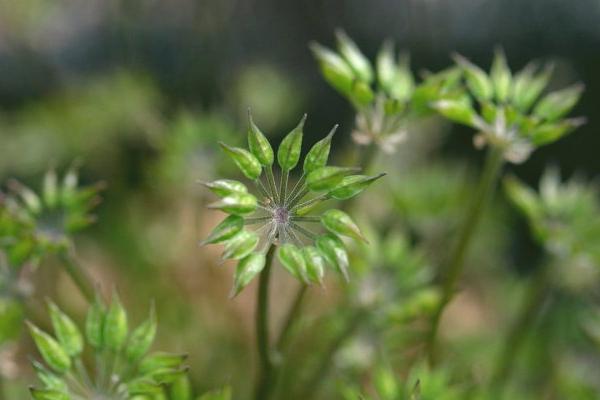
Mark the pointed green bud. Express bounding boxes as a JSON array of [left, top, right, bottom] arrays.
[[207, 193, 257, 215], [306, 166, 357, 192], [376, 40, 396, 93], [14, 183, 42, 214], [199, 387, 232, 400], [103, 290, 128, 352], [247, 111, 274, 166], [43, 170, 58, 208], [321, 209, 367, 243], [389, 53, 414, 102], [351, 80, 375, 105], [490, 49, 512, 102], [150, 366, 189, 384], [316, 234, 349, 281], [202, 179, 247, 197], [277, 115, 305, 171], [231, 253, 266, 297], [533, 84, 584, 122], [169, 374, 193, 400], [528, 118, 585, 146], [27, 322, 71, 374], [47, 301, 83, 357], [126, 304, 157, 362], [329, 173, 386, 200], [432, 98, 479, 128], [139, 352, 187, 375], [302, 246, 325, 284], [86, 294, 105, 349], [277, 244, 307, 281], [201, 215, 244, 245], [222, 230, 259, 260], [515, 64, 553, 111], [219, 142, 262, 180], [310, 42, 355, 95], [303, 125, 337, 174], [127, 378, 164, 395], [453, 54, 493, 101], [503, 176, 541, 222], [511, 62, 537, 110], [336, 30, 373, 83], [29, 388, 70, 400]]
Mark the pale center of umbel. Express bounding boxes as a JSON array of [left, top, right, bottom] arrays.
[[273, 206, 290, 225]]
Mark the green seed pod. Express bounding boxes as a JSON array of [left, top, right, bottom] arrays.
[[247, 112, 274, 166], [351, 81, 375, 106], [103, 290, 128, 352], [503, 176, 542, 222], [321, 209, 367, 243], [30, 388, 70, 400], [302, 246, 325, 284], [389, 53, 414, 102], [329, 173, 386, 200], [310, 43, 355, 95], [336, 30, 373, 83], [201, 215, 244, 245], [85, 295, 105, 349], [202, 180, 247, 197], [27, 323, 71, 374], [169, 374, 193, 400], [277, 115, 305, 171], [222, 230, 259, 260], [528, 118, 584, 146], [32, 361, 68, 392], [316, 234, 349, 281], [303, 125, 337, 174], [139, 352, 187, 375], [48, 301, 83, 357], [306, 166, 357, 192], [126, 304, 157, 362], [432, 99, 479, 128], [514, 64, 553, 112], [490, 49, 512, 102], [231, 253, 266, 298], [453, 54, 493, 101], [43, 170, 58, 208], [219, 142, 262, 180], [198, 387, 232, 400], [127, 378, 164, 396], [533, 84, 584, 122], [207, 192, 257, 215], [277, 244, 307, 281], [376, 40, 396, 93]]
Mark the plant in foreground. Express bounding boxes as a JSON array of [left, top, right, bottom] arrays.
[[28, 293, 187, 399]]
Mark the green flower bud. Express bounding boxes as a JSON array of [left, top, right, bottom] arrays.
[[27, 322, 71, 374], [376, 41, 396, 93], [222, 230, 259, 260], [336, 30, 373, 83], [169, 374, 193, 400], [43, 170, 59, 208], [528, 118, 585, 146], [202, 179, 247, 197], [103, 291, 128, 352], [351, 80, 375, 105], [302, 246, 325, 284], [127, 378, 163, 396], [85, 295, 105, 349], [201, 215, 244, 245], [310, 43, 355, 95], [247, 111, 274, 166], [329, 173, 386, 200], [503, 176, 542, 222], [219, 142, 262, 180], [30, 388, 70, 400], [277, 115, 305, 171], [533, 84, 584, 122], [303, 125, 337, 174], [48, 301, 83, 357], [126, 304, 157, 362], [490, 49, 512, 102], [316, 234, 349, 281], [321, 209, 367, 243], [139, 352, 187, 375], [431, 98, 479, 128], [198, 387, 232, 400], [207, 193, 257, 215], [231, 253, 266, 298], [150, 367, 189, 384], [389, 53, 414, 102], [306, 166, 357, 192], [453, 54, 493, 101], [277, 244, 307, 281]]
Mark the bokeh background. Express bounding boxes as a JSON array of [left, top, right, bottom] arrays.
[[1, 0, 599, 398]]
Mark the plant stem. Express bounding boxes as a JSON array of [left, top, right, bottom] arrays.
[[254, 244, 277, 400], [426, 146, 504, 366], [59, 249, 95, 303], [276, 284, 308, 352]]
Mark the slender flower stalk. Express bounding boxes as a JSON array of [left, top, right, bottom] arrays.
[[58, 248, 95, 302]]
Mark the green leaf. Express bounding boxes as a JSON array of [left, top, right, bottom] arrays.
[[389, 53, 414, 102], [376, 40, 396, 93], [207, 193, 257, 215], [303, 125, 337, 174], [277, 115, 306, 171], [47, 301, 83, 357], [201, 215, 244, 245], [139, 352, 187, 375], [302, 246, 325, 284], [219, 142, 262, 180], [533, 84, 584, 122], [321, 209, 367, 243], [277, 244, 307, 281], [85, 295, 105, 349], [490, 49, 512, 102], [306, 166, 357, 192], [432, 98, 479, 128], [328, 173, 386, 200], [30, 388, 69, 400], [222, 230, 259, 260], [310, 43, 355, 95], [247, 111, 274, 166], [453, 54, 493, 101], [316, 234, 349, 281], [202, 180, 247, 197], [103, 290, 128, 352], [27, 322, 71, 374], [126, 304, 157, 362], [336, 30, 373, 83], [231, 253, 266, 297]]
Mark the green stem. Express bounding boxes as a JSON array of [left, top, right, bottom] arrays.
[[426, 146, 504, 366], [280, 170, 289, 206], [266, 166, 279, 204], [276, 284, 308, 352], [59, 249, 95, 303], [254, 244, 277, 400]]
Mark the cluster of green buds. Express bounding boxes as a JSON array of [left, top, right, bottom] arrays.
[[311, 31, 460, 153], [202, 112, 384, 296], [28, 293, 188, 399], [433, 50, 585, 163]]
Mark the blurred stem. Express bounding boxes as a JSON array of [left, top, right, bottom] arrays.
[[492, 263, 552, 392], [59, 249, 95, 303], [254, 244, 277, 400], [358, 143, 378, 175], [276, 284, 308, 352], [426, 146, 504, 366]]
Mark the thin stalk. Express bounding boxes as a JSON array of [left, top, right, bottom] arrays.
[[280, 170, 289, 206], [254, 244, 277, 400], [287, 187, 309, 210], [426, 146, 504, 365], [289, 222, 317, 241], [276, 284, 308, 352], [291, 216, 321, 223], [286, 173, 306, 206], [59, 249, 95, 303], [266, 166, 279, 204], [291, 194, 329, 212]]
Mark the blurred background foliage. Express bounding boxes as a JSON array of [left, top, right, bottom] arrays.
[[0, 0, 599, 399]]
